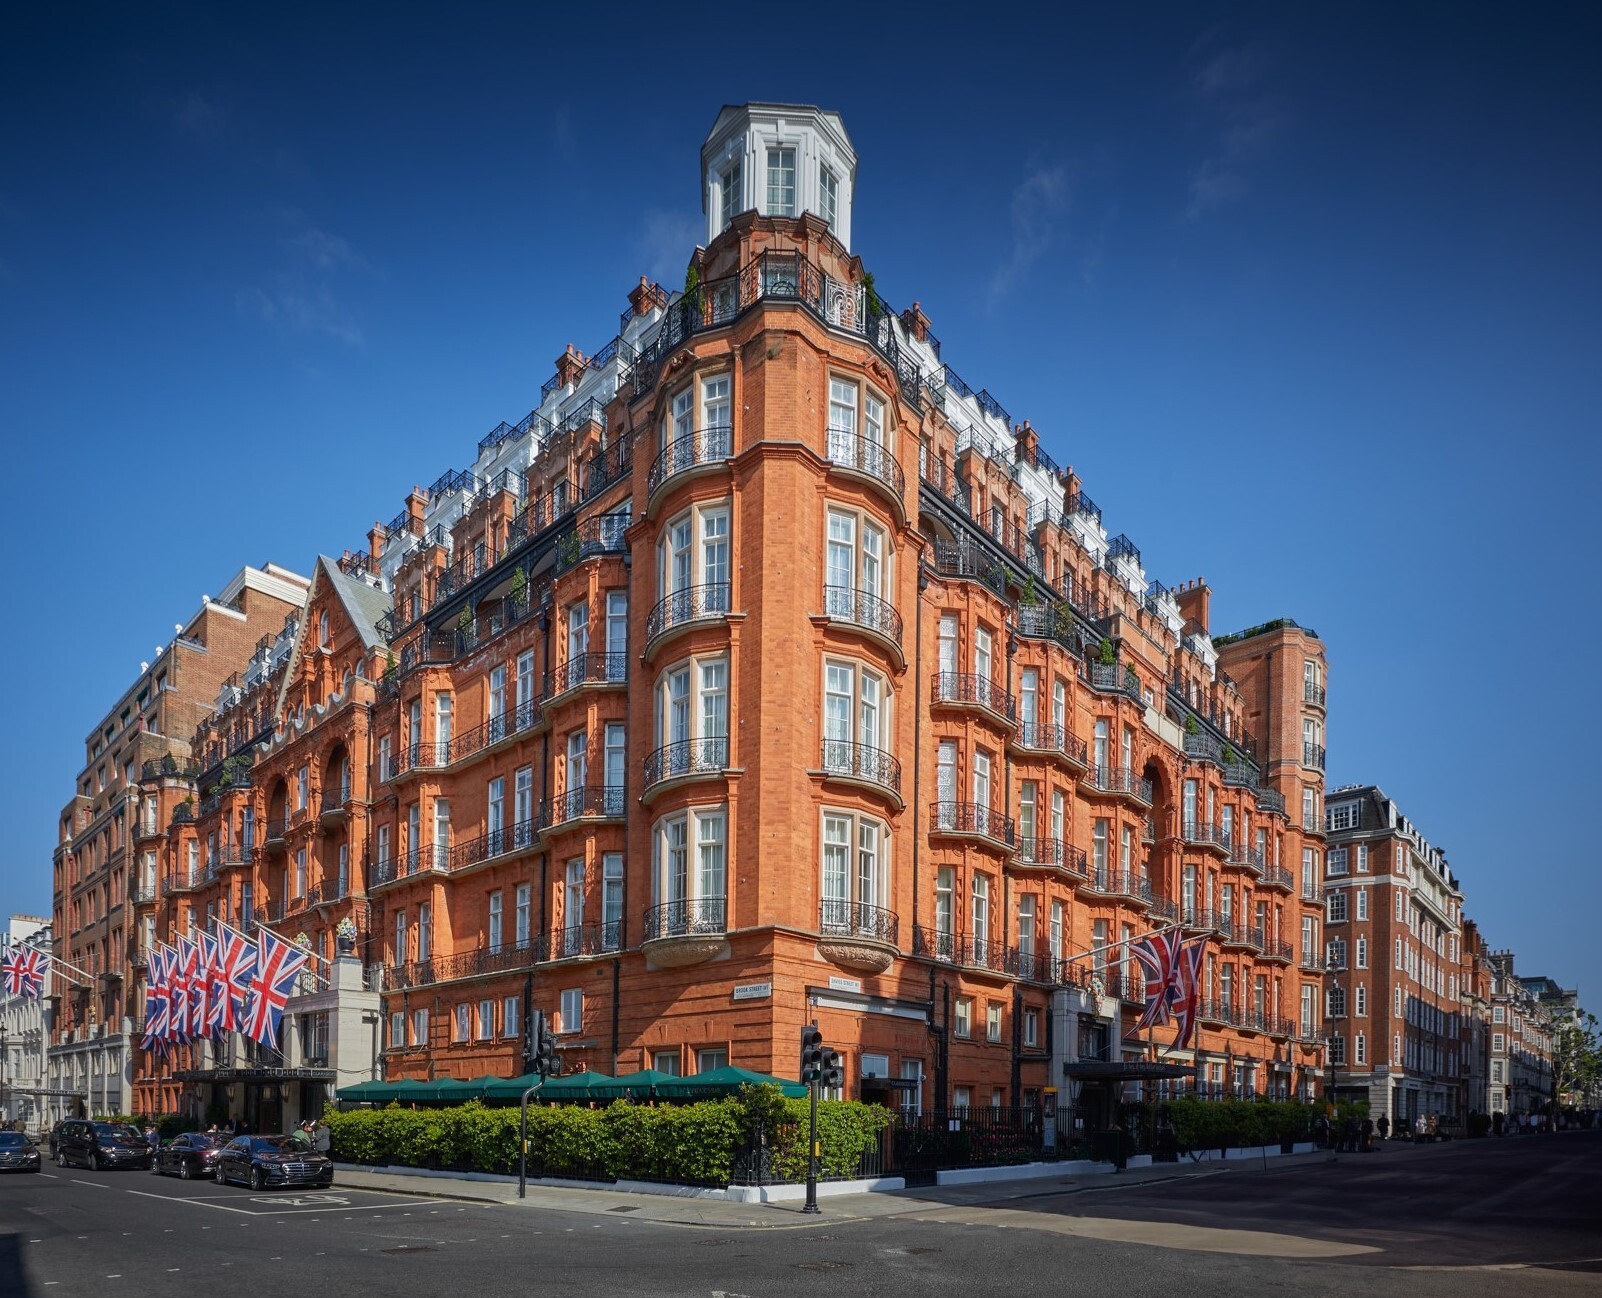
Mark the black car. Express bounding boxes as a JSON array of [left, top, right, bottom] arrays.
[[0, 1131, 43, 1172], [152, 1131, 228, 1180], [54, 1119, 154, 1171], [213, 1136, 333, 1191]]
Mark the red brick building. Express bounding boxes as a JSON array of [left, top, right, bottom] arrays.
[[128, 104, 1336, 1124]]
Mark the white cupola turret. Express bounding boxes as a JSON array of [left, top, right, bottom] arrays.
[[700, 103, 857, 251]]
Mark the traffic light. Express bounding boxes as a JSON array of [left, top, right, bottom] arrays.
[[799, 1022, 824, 1084], [528, 1009, 560, 1080], [820, 1047, 843, 1091]]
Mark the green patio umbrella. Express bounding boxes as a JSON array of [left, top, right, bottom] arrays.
[[335, 1078, 396, 1104], [585, 1069, 680, 1101], [481, 1072, 552, 1102], [653, 1066, 807, 1101], [530, 1071, 615, 1102], [411, 1075, 502, 1104]]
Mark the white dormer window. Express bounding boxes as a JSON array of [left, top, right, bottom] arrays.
[[720, 159, 741, 230], [767, 147, 796, 217], [819, 166, 838, 226]]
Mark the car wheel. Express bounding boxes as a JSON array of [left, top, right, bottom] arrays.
[[56, 1151, 67, 1168], [179, 1160, 192, 1181], [90, 1152, 102, 1172], [214, 1163, 227, 1185], [249, 1166, 264, 1192]]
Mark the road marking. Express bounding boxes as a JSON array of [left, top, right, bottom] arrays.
[[71, 1179, 110, 1188]]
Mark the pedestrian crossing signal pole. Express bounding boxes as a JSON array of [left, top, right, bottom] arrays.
[[799, 1022, 825, 1214]]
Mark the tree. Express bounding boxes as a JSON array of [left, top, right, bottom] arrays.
[[1553, 1012, 1602, 1107]]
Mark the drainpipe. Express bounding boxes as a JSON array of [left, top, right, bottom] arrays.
[[611, 957, 621, 1075], [912, 568, 927, 938]]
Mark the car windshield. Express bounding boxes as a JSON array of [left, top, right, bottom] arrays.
[[193, 1133, 227, 1146], [92, 1123, 141, 1141], [0, 1133, 28, 1147], [252, 1137, 295, 1152]]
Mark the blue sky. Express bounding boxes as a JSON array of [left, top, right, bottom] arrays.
[[3, 5, 1599, 997]]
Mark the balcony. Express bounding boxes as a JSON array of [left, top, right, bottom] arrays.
[[370, 843, 447, 889], [1301, 882, 1325, 904], [648, 425, 733, 500], [1261, 863, 1295, 891], [819, 740, 902, 802], [644, 582, 732, 653], [554, 514, 631, 576], [930, 540, 1008, 596], [445, 819, 542, 874], [444, 698, 544, 768], [1262, 939, 1295, 964], [543, 785, 627, 830], [1303, 814, 1325, 837], [930, 671, 1016, 725], [129, 884, 157, 905], [1148, 895, 1179, 925], [1303, 742, 1326, 771], [547, 918, 625, 961], [824, 428, 905, 510], [1228, 842, 1266, 874], [387, 740, 450, 782], [544, 651, 627, 701], [1082, 868, 1154, 906], [910, 926, 1009, 975], [1299, 950, 1326, 973], [1304, 681, 1326, 709], [1218, 920, 1265, 952], [1181, 818, 1230, 855], [817, 900, 900, 973], [383, 942, 539, 992], [161, 869, 202, 897], [1082, 765, 1154, 806], [306, 878, 347, 908], [929, 801, 1015, 850], [642, 737, 730, 799], [1012, 719, 1089, 770], [819, 584, 903, 658], [319, 786, 350, 828], [1088, 661, 1144, 703], [641, 896, 728, 968], [1257, 788, 1286, 816], [1015, 836, 1089, 878]]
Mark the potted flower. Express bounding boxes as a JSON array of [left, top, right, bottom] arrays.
[[335, 916, 358, 955]]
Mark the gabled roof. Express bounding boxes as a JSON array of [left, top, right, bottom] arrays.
[[318, 556, 391, 652]]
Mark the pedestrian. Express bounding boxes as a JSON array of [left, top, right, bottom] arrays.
[[313, 1118, 331, 1156], [1493, 1110, 1504, 1137], [289, 1119, 314, 1151], [143, 1122, 159, 1154], [1376, 1114, 1389, 1141], [1361, 1116, 1374, 1152]]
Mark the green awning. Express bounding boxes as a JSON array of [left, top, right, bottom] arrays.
[[335, 1079, 394, 1103], [409, 1075, 503, 1104], [585, 1069, 680, 1101], [481, 1073, 553, 1102], [653, 1066, 807, 1100]]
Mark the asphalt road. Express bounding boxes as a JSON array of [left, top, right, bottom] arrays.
[[3, 1133, 1598, 1297]]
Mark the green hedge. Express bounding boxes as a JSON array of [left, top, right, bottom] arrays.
[[324, 1086, 892, 1187], [1164, 1098, 1324, 1152]]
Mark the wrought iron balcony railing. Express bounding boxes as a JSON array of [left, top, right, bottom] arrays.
[[1261, 863, 1295, 890], [645, 582, 732, 643], [1181, 819, 1229, 849], [1083, 765, 1154, 803], [1083, 868, 1154, 904], [545, 651, 627, 698], [931, 671, 1016, 721], [648, 425, 733, 497], [1257, 788, 1286, 815], [821, 585, 903, 647], [643, 895, 727, 941], [824, 428, 905, 501], [1303, 742, 1326, 770], [383, 941, 540, 992], [1015, 836, 1089, 877], [544, 785, 626, 827], [819, 740, 902, 797], [1088, 661, 1144, 702], [547, 918, 625, 959], [1304, 681, 1326, 707], [819, 900, 899, 945], [929, 801, 1015, 847], [1014, 719, 1088, 766], [445, 819, 542, 873], [643, 737, 729, 789], [553, 513, 631, 575], [910, 926, 1008, 973]]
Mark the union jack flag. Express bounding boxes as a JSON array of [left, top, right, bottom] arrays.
[[241, 929, 309, 1049], [147, 945, 172, 1040], [2, 941, 49, 999], [210, 925, 256, 1035], [1131, 927, 1188, 1031], [1170, 934, 1208, 1051], [170, 936, 194, 1042], [191, 932, 216, 1037]]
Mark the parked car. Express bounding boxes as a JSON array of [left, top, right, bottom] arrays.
[[0, 1131, 43, 1172], [54, 1119, 153, 1171], [152, 1131, 229, 1180], [213, 1135, 333, 1191]]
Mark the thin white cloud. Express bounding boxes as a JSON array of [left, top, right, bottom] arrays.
[[1183, 42, 1290, 222], [237, 213, 371, 348], [638, 209, 702, 289], [987, 163, 1071, 308]]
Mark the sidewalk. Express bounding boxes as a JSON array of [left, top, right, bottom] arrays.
[[330, 1147, 1336, 1230]]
